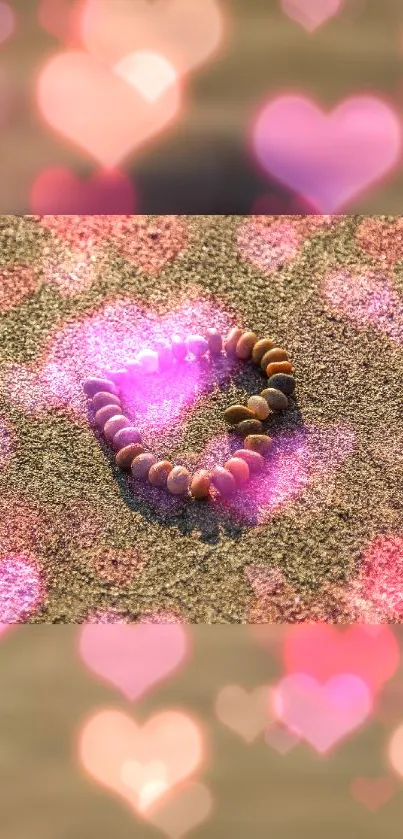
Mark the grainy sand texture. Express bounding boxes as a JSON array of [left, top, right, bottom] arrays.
[[0, 213, 402, 622]]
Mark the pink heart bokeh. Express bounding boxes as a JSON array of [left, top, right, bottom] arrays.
[[273, 673, 373, 753], [252, 95, 401, 212], [80, 0, 224, 78], [30, 168, 136, 214], [38, 0, 85, 46], [78, 708, 204, 814], [0, 1, 15, 46], [350, 776, 396, 812], [283, 624, 400, 694], [36, 50, 181, 167], [78, 622, 189, 699], [281, 0, 344, 32]]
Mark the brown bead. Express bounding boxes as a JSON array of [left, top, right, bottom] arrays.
[[224, 327, 244, 356], [265, 360, 293, 377], [148, 460, 173, 488], [94, 405, 122, 429], [167, 466, 191, 495], [244, 434, 273, 456], [190, 469, 211, 499], [260, 387, 289, 411], [115, 443, 145, 471], [234, 419, 264, 437], [131, 452, 157, 480], [247, 395, 270, 420], [92, 391, 122, 412], [252, 338, 275, 365], [104, 415, 131, 442], [224, 457, 250, 486], [224, 404, 256, 425], [211, 466, 237, 496], [235, 331, 258, 360], [233, 448, 266, 474], [260, 347, 289, 370], [206, 328, 223, 355]]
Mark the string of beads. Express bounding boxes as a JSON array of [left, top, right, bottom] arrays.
[[83, 327, 296, 500]]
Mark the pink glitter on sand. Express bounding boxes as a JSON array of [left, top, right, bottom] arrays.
[[43, 250, 99, 297], [237, 219, 302, 274], [322, 269, 403, 344], [0, 554, 43, 622], [0, 413, 14, 467], [356, 217, 403, 268], [347, 534, 403, 621], [39, 215, 188, 275], [0, 298, 234, 426], [203, 423, 355, 525]]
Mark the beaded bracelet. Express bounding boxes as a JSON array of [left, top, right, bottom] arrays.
[[83, 327, 296, 500]]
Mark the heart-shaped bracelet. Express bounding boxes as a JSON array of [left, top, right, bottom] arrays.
[[83, 327, 296, 500]]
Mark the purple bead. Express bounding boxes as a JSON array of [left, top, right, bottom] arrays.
[[112, 426, 142, 451], [186, 335, 209, 359], [83, 377, 119, 398], [211, 466, 237, 496], [171, 335, 187, 362]]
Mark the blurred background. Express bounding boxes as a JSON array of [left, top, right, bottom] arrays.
[[2, 624, 403, 839], [1, 0, 403, 213]]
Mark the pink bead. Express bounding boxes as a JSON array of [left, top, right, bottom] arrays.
[[103, 415, 131, 442], [112, 426, 142, 451], [211, 466, 237, 496]]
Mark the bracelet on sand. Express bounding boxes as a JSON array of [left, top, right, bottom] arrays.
[[83, 327, 296, 500]]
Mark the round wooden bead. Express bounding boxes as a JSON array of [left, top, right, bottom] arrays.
[[104, 415, 131, 442], [260, 388, 289, 411], [112, 426, 142, 451], [116, 443, 145, 471], [94, 405, 122, 429], [252, 338, 275, 365], [234, 419, 264, 437], [190, 470, 211, 499], [265, 361, 293, 378], [92, 391, 122, 412], [224, 327, 244, 356], [148, 460, 174, 487], [83, 377, 119, 398], [247, 395, 270, 420], [186, 335, 209, 358], [261, 347, 290, 366], [235, 331, 258, 360], [131, 452, 157, 480], [171, 335, 187, 361], [167, 466, 191, 495], [232, 448, 265, 474], [224, 405, 256, 425], [211, 466, 237, 496], [206, 328, 223, 355], [244, 434, 272, 456], [267, 374, 296, 395], [224, 457, 250, 485]]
